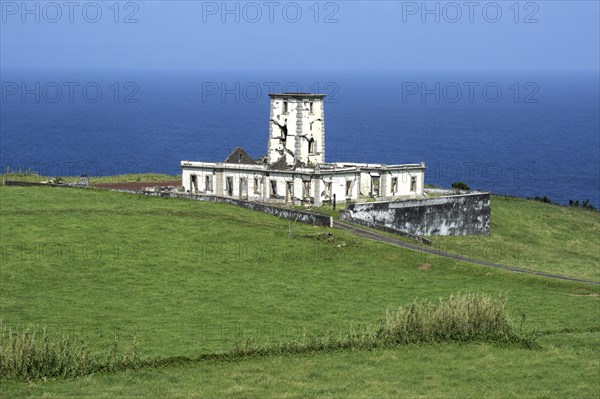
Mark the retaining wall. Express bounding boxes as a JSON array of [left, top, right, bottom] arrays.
[[345, 192, 490, 236]]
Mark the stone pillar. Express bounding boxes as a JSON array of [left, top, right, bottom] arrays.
[[313, 178, 322, 206]]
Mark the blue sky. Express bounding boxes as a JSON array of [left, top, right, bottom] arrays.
[[1, 1, 599, 71]]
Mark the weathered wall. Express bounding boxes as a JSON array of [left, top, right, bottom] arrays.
[[182, 164, 426, 206], [345, 193, 490, 236], [268, 94, 325, 166]]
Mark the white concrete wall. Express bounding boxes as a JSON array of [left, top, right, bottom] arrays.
[[182, 168, 217, 195], [355, 169, 425, 199], [383, 170, 424, 198], [182, 164, 425, 205]]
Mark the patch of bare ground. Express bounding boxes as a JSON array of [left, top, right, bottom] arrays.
[[419, 263, 432, 271]]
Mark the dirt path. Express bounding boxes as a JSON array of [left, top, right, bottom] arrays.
[[332, 220, 599, 286]]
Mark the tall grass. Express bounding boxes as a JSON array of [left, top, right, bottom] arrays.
[[224, 293, 536, 359], [0, 320, 140, 381], [1, 293, 535, 381], [375, 292, 530, 345]]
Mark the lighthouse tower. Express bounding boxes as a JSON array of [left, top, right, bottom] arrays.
[[267, 93, 325, 167]]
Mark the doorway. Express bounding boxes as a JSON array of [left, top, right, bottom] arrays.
[[190, 175, 198, 194]]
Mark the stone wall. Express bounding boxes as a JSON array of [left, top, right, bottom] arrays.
[[4, 181, 62, 187], [345, 192, 490, 236]]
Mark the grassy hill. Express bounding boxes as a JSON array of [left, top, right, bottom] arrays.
[[1, 185, 598, 397], [430, 195, 599, 281]]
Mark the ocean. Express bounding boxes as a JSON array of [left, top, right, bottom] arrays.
[[1, 69, 598, 207]]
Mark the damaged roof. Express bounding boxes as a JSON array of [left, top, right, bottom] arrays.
[[267, 156, 306, 171], [224, 147, 257, 164]]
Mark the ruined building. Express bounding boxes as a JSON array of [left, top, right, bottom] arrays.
[[181, 93, 426, 206]]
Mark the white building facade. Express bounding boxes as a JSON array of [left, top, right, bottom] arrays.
[[181, 93, 425, 206]]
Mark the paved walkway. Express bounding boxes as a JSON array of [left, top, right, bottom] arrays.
[[332, 220, 599, 286]]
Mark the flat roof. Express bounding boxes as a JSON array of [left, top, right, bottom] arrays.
[[269, 93, 326, 98], [181, 161, 425, 173]]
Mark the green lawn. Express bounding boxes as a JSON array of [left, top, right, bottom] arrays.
[[0, 186, 598, 397]]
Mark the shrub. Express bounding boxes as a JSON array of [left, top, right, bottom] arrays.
[[568, 199, 597, 211], [451, 182, 470, 191]]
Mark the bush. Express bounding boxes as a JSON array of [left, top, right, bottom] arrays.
[[451, 182, 470, 191], [568, 199, 597, 211], [531, 195, 555, 204]]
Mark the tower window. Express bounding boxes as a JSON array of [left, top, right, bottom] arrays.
[[391, 177, 398, 193], [410, 176, 417, 192], [308, 138, 315, 154], [282, 101, 288, 113], [309, 102, 314, 113]]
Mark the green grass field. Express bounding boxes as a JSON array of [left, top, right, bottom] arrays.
[[1, 185, 598, 397], [430, 195, 600, 281]]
